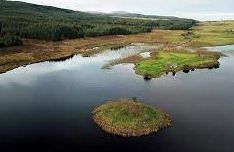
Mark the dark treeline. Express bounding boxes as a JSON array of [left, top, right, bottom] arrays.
[[0, 1, 196, 47]]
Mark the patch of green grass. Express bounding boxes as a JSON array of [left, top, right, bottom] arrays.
[[135, 50, 219, 78], [93, 100, 171, 137]]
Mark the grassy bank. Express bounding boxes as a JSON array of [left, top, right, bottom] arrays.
[[93, 99, 171, 137], [135, 50, 220, 78]]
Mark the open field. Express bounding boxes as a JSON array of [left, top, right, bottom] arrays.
[[190, 21, 234, 47], [93, 99, 171, 137]]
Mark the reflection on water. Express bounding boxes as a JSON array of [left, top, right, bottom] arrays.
[[0, 45, 234, 152], [140, 52, 151, 58], [0, 43, 157, 86]]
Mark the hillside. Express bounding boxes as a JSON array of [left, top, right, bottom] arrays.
[[0, 1, 196, 47]]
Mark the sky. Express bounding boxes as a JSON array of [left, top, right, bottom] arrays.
[[9, 0, 234, 21]]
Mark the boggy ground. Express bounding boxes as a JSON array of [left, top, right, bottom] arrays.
[[0, 21, 233, 73], [93, 99, 171, 137], [0, 30, 185, 73]]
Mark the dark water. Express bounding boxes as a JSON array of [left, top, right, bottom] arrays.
[[0, 44, 234, 152]]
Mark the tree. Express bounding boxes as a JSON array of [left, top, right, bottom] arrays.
[[0, 22, 2, 34], [0, 0, 196, 47]]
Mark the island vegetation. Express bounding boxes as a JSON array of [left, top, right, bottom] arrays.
[[134, 50, 220, 78], [93, 99, 171, 137]]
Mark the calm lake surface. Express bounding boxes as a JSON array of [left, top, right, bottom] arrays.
[[0, 44, 234, 152]]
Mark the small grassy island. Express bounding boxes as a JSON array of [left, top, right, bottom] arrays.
[[135, 50, 220, 78], [93, 100, 171, 137]]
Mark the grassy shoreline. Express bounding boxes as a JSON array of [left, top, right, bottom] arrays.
[[93, 100, 171, 137], [0, 21, 233, 74]]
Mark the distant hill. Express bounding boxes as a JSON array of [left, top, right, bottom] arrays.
[[111, 11, 132, 15], [88, 11, 182, 20], [109, 11, 179, 20], [0, 1, 196, 47]]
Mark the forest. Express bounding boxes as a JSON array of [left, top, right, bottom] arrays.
[[0, 0, 196, 47]]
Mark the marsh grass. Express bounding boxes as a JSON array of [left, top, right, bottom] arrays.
[[190, 21, 234, 47]]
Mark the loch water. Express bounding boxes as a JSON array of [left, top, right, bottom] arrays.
[[0, 44, 233, 152]]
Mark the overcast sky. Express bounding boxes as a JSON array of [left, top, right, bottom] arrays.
[[10, 0, 234, 21]]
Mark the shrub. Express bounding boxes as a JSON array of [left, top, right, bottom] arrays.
[[108, 27, 131, 35], [0, 35, 22, 48]]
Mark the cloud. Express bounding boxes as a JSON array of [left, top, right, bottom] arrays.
[[8, 0, 234, 20]]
